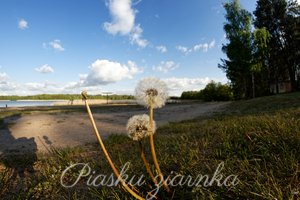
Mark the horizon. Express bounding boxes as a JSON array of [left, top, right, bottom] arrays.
[[0, 0, 257, 96]]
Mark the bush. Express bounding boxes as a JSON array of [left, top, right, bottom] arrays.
[[201, 81, 233, 101], [180, 91, 202, 100]]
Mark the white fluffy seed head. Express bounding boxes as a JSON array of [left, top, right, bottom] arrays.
[[126, 114, 156, 141], [135, 77, 169, 109]]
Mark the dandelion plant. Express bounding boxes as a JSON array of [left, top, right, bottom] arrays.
[[81, 91, 144, 200], [126, 114, 158, 186], [135, 77, 170, 193]]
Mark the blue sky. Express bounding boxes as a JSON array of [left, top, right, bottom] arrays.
[[0, 0, 257, 96]]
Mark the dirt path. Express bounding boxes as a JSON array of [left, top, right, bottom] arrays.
[[0, 102, 229, 154]]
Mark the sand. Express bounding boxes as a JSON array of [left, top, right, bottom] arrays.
[[0, 102, 229, 154]]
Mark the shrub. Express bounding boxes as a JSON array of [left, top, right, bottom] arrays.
[[180, 91, 202, 100], [201, 81, 233, 101]]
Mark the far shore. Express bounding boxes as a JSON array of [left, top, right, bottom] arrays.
[[0, 99, 183, 108]]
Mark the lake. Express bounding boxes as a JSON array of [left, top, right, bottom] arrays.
[[0, 100, 68, 108]]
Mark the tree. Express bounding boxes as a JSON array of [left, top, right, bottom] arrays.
[[284, 1, 300, 90], [201, 81, 233, 101], [251, 27, 271, 97], [180, 81, 233, 101], [254, 0, 300, 93], [180, 91, 202, 99], [219, 0, 254, 99]]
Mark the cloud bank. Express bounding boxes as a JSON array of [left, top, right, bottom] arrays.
[[164, 77, 213, 96]]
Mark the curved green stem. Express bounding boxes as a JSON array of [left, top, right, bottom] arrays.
[[83, 94, 144, 200], [139, 141, 158, 186], [149, 103, 170, 193]]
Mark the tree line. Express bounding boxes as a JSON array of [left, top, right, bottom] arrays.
[[181, 81, 233, 101], [0, 94, 134, 101], [219, 0, 299, 99]]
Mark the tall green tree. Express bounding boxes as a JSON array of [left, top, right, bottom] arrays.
[[251, 27, 271, 97], [219, 0, 253, 99], [254, 0, 300, 92], [284, 1, 300, 90]]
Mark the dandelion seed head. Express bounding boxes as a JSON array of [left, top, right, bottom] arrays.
[[146, 88, 158, 96], [135, 77, 168, 108], [126, 114, 156, 141]]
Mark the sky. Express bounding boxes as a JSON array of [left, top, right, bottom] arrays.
[[0, 0, 258, 96]]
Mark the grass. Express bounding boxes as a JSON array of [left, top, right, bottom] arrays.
[[0, 92, 300, 199]]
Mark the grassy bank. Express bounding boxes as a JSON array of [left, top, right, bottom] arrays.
[[0, 92, 299, 199]]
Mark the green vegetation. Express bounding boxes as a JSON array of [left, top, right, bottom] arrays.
[[0, 94, 134, 100], [182, 0, 299, 100], [219, 0, 253, 99], [219, 0, 300, 99], [181, 81, 233, 101], [0, 92, 299, 199]]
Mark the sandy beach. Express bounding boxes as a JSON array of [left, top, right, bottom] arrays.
[[0, 101, 229, 154]]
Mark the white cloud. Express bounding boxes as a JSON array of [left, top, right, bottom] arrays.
[[129, 25, 148, 48], [176, 39, 216, 54], [194, 40, 216, 52], [0, 72, 8, 81], [194, 43, 208, 52], [43, 39, 65, 52], [163, 77, 212, 96], [0, 72, 19, 95], [0, 80, 63, 95], [18, 19, 28, 30], [24, 81, 87, 95], [35, 64, 54, 74], [0, 70, 224, 97], [25, 82, 44, 90], [0, 71, 103, 95], [82, 59, 142, 86], [156, 45, 167, 53], [152, 61, 179, 73], [103, 0, 148, 48], [209, 40, 216, 48], [0, 82, 18, 94], [0, 59, 144, 95], [49, 40, 65, 51], [176, 45, 190, 54], [104, 0, 135, 35], [24, 82, 64, 93]]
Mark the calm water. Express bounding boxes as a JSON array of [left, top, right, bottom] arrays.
[[0, 100, 67, 108]]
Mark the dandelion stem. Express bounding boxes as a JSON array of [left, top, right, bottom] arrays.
[[82, 93, 144, 200], [149, 102, 171, 193], [139, 141, 158, 186]]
